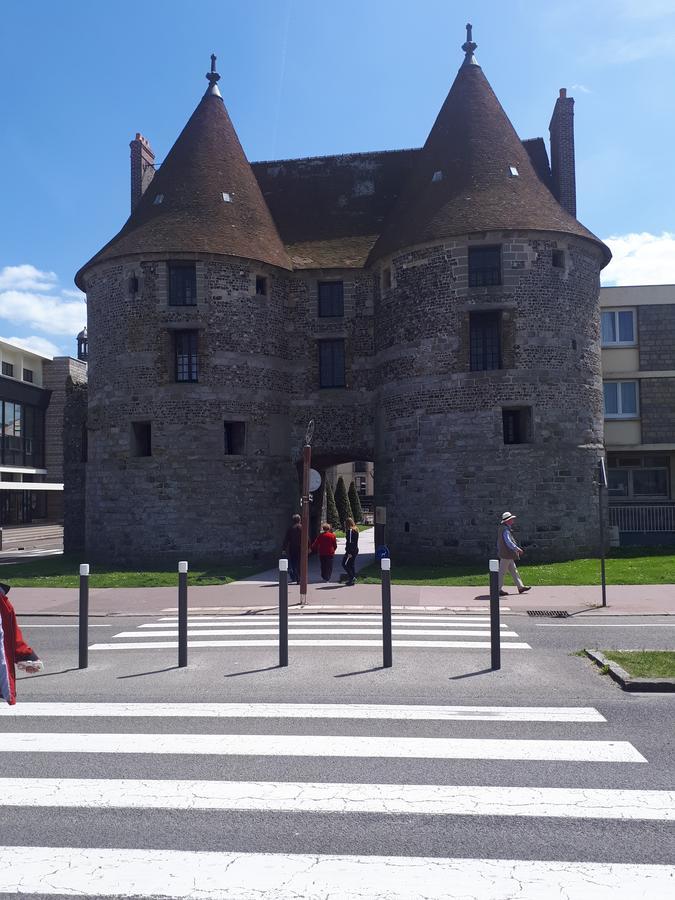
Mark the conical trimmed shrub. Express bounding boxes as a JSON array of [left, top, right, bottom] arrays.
[[348, 480, 363, 523], [334, 475, 353, 528], [325, 480, 340, 530]]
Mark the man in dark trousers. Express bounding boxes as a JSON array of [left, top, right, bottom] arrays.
[[282, 514, 303, 584]]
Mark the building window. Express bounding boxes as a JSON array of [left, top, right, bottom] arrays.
[[552, 250, 565, 268], [131, 422, 152, 457], [319, 339, 346, 388], [470, 311, 502, 371], [22, 369, 33, 383], [382, 267, 392, 291], [168, 262, 197, 306], [1, 362, 14, 377], [318, 281, 344, 317], [255, 276, 268, 297], [175, 330, 199, 382], [468, 246, 501, 287], [604, 381, 638, 418], [502, 407, 532, 444], [607, 455, 669, 499], [601, 309, 636, 346], [224, 421, 246, 455]]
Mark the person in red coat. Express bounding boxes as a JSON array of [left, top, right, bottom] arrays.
[[311, 523, 338, 583], [1, 583, 43, 705]]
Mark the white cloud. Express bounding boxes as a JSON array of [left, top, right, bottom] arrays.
[[602, 231, 675, 286], [571, 83, 591, 94], [0, 335, 62, 359], [0, 263, 86, 338]]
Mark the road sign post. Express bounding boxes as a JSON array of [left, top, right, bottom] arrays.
[[381, 557, 392, 668], [78, 564, 89, 670], [279, 558, 289, 667], [178, 561, 188, 668], [489, 558, 501, 671], [598, 457, 608, 608]]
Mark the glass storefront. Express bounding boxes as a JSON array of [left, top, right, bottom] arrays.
[[1, 399, 45, 468]]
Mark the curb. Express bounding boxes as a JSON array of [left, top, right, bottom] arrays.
[[584, 649, 675, 692]]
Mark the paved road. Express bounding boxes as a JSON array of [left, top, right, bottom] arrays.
[[1, 615, 674, 898]]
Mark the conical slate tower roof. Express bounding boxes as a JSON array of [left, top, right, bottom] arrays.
[[76, 59, 291, 287], [368, 28, 609, 265]]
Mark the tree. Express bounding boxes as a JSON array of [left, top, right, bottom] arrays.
[[325, 480, 340, 530], [348, 480, 363, 523], [334, 476, 353, 528]]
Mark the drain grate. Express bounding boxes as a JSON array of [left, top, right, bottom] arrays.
[[527, 609, 569, 618]]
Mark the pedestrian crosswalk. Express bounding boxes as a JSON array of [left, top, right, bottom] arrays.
[[0, 700, 673, 897], [89, 612, 532, 652]]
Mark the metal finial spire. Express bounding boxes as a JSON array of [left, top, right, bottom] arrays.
[[205, 53, 222, 97], [461, 22, 478, 66]]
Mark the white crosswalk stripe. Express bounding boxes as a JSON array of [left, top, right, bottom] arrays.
[[90, 612, 531, 652], [0, 701, 669, 898]]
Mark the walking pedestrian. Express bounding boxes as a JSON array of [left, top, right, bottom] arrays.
[[497, 513, 531, 596], [311, 523, 338, 582], [342, 517, 359, 586], [1, 583, 43, 706], [281, 514, 303, 584]]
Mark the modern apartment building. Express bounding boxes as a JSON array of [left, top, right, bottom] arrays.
[[600, 284, 675, 544]]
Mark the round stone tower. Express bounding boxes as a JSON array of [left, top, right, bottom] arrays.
[[75, 60, 298, 564], [367, 29, 610, 562]]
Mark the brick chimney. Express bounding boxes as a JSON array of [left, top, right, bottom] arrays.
[[130, 133, 155, 212], [548, 88, 576, 218]]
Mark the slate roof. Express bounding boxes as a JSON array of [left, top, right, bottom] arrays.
[[367, 60, 609, 265], [76, 88, 291, 287]]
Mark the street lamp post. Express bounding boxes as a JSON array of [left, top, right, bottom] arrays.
[[299, 420, 314, 606]]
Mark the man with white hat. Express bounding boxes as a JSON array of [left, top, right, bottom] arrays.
[[497, 513, 531, 596]]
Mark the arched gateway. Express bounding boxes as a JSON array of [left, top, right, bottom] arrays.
[[74, 28, 610, 566]]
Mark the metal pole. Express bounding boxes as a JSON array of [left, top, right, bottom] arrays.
[[279, 558, 289, 667], [299, 442, 311, 605], [178, 560, 188, 668], [598, 459, 607, 608], [489, 558, 501, 671], [381, 557, 392, 668], [78, 563, 89, 670]]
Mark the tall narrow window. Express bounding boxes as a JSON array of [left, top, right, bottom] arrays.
[[168, 262, 197, 306], [318, 281, 344, 317], [502, 407, 532, 444], [175, 330, 199, 382], [470, 311, 502, 371], [468, 246, 501, 287], [319, 339, 346, 388], [224, 421, 246, 455], [131, 421, 152, 457], [255, 276, 268, 296]]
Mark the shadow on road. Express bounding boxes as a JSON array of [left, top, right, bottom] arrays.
[[117, 666, 179, 679], [334, 666, 385, 678], [224, 665, 282, 677], [448, 667, 494, 680], [19, 666, 79, 680]]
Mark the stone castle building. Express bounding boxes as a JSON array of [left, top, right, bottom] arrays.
[[74, 28, 610, 565]]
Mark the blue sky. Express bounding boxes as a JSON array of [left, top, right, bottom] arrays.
[[2, 0, 674, 357]]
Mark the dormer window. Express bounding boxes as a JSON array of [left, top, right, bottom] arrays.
[[509, 166, 519, 177], [432, 170, 443, 183], [222, 192, 232, 202], [153, 194, 164, 205]]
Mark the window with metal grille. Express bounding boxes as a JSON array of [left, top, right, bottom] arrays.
[[224, 421, 246, 455], [318, 281, 344, 317], [468, 246, 501, 287], [552, 250, 565, 269], [22, 369, 33, 383], [131, 422, 152, 457], [168, 262, 197, 306], [175, 330, 198, 382], [2, 362, 14, 377], [470, 311, 502, 370], [255, 276, 267, 296], [319, 339, 346, 388], [502, 407, 532, 444]]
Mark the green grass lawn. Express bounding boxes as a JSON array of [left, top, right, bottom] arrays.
[[603, 650, 675, 678], [0, 554, 262, 589], [358, 546, 675, 586], [334, 525, 373, 538]]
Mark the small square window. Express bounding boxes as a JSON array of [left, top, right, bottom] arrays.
[[432, 170, 443, 182], [552, 250, 565, 268], [169, 262, 197, 306], [153, 194, 164, 205], [318, 281, 344, 317], [22, 369, 33, 383], [131, 421, 152, 457], [468, 246, 501, 287], [502, 407, 532, 444], [1, 362, 14, 378], [224, 421, 246, 455], [255, 276, 268, 296]]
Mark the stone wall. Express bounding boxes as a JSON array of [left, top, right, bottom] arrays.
[[640, 377, 675, 444], [63, 375, 88, 552], [639, 304, 675, 371]]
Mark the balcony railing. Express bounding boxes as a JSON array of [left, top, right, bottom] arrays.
[[609, 504, 675, 533]]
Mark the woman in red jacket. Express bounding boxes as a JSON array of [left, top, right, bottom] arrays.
[[311, 523, 338, 583], [1, 583, 43, 705]]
